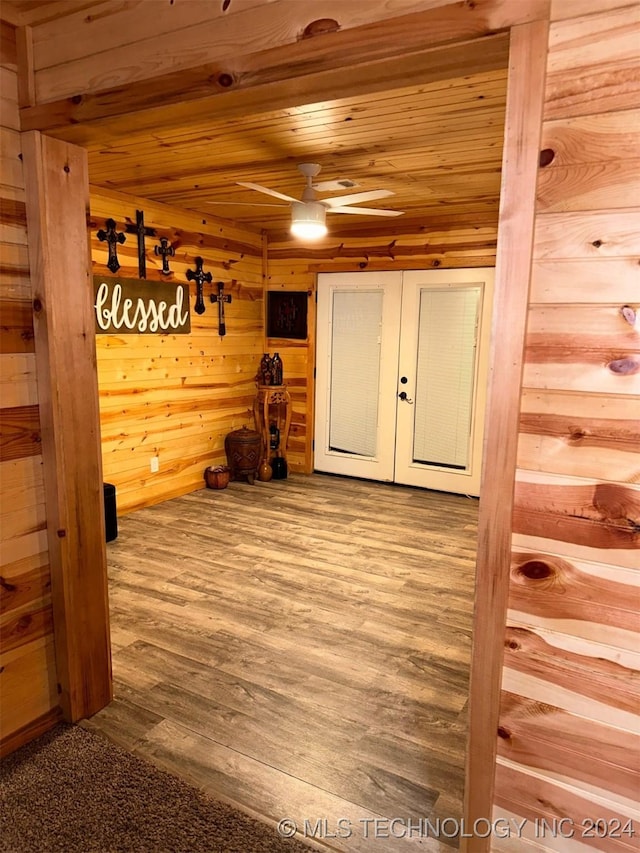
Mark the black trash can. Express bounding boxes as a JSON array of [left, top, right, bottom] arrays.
[[103, 483, 118, 542]]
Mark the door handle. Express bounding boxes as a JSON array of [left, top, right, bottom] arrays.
[[398, 391, 414, 404]]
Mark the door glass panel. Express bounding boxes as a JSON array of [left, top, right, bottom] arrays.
[[412, 286, 480, 469], [329, 289, 383, 457]]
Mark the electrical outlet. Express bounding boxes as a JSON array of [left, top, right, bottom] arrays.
[[150, 456, 159, 473]]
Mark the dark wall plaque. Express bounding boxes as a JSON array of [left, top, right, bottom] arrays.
[[266, 290, 308, 340], [94, 275, 191, 334]]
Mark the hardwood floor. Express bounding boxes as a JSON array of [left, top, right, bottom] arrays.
[[83, 473, 479, 852]]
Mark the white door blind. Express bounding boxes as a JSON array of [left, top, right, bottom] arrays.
[[329, 289, 383, 457], [412, 286, 480, 469]]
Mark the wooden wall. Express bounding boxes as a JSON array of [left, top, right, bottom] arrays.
[[3, 0, 639, 837], [90, 196, 496, 492], [493, 2, 640, 848], [0, 22, 59, 752], [90, 188, 265, 514], [267, 222, 499, 473]]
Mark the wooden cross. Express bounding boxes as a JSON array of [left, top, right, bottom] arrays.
[[186, 256, 212, 315], [97, 218, 126, 273], [125, 209, 155, 278], [210, 280, 232, 336], [154, 236, 175, 275]]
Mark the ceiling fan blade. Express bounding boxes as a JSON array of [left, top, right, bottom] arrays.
[[330, 206, 404, 216], [324, 189, 394, 208], [236, 181, 298, 203]]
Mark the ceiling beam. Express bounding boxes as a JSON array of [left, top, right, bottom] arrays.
[[16, 0, 550, 143], [20, 36, 508, 141]]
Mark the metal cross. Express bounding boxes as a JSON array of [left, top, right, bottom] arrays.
[[154, 236, 175, 275], [186, 256, 212, 315], [125, 209, 155, 278], [210, 280, 233, 336], [97, 218, 126, 273]]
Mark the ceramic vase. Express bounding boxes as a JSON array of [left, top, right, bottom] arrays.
[[258, 460, 273, 482]]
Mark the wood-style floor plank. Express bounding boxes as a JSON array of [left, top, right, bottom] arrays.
[[83, 474, 478, 851]]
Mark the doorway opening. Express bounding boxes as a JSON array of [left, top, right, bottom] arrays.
[[88, 52, 512, 851]]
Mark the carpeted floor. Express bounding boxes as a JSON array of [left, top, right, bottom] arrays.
[[0, 724, 313, 853]]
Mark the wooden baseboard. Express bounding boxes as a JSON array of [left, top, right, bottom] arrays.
[[0, 707, 63, 758]]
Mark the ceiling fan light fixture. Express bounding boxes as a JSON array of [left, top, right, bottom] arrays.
[[290, 201, 328, 239]]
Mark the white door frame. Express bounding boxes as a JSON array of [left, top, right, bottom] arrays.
[[315, 268, 494, 495]]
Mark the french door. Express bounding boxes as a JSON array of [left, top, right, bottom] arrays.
[[314, 269, 494, 496]]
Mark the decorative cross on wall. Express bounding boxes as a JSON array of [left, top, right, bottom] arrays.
[[186, 256, 212, 315], [154, 237, 175, 275], [125, 209, 156, 278], [210, 281, 233, 336], [97, 218, 126, 273]]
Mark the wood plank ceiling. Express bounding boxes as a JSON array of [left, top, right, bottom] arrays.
[[4, 1, 509, 243], [84, 69, 508, 242]]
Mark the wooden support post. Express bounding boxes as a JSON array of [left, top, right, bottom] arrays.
[[462, 16, 549, 851], [21, 130, 112, 722]]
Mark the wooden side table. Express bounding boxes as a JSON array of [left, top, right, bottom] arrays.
[[253, 385, 291, 465]]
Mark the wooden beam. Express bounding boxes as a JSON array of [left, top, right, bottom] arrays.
[[29, 0, 545, 97], [21, 130, 112, 722], [21, 36, 509, 145], [16, 0, 553, 143], [462, 17, 550, 851]]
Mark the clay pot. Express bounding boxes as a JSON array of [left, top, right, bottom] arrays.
[[204, 465, 230, 489], [258, 460, 273, 482]]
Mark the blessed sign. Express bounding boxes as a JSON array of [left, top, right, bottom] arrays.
[[93, 276, 191, 334]]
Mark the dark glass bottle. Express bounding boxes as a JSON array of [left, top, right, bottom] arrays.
[[259, 353, 271, 386], [271, 352, 283, 386], [269, 422, 280, 450]]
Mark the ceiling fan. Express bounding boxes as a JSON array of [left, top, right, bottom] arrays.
[[208, 163, 404, 239]]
